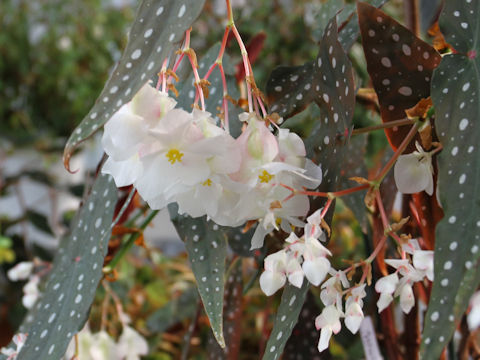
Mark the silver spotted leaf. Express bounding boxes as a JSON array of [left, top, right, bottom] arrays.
[[267, 17, 355, 132], [261, 282, 310, 360], [146, 287, 198, 333], [4, 174, 118, 359], [283, 291, 323, 360], [421, 1, 480, 358], [63, 0, 206, 170], [207, 259, 243, 359], [169, 207, 227, 348], [311, 0, 386, 50], [337, 133, 369, 232]]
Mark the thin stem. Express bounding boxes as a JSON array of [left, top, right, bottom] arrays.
[[320, 198, 334, 219], [218, 64, 230, 132], [374, 122, 420, 184], [231, 25, 254, 113], [352, 118, 416, 135], [103, 210, 159, 273], [366, 235, 387, 263]]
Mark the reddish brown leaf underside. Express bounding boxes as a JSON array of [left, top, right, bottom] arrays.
[[357, 1, 441, 150]]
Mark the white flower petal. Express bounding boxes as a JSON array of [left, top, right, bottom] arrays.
[[303, 257, 330, 286], [394, 153, 433, 195], [377, 293, 393, 313], [259, 270, 286, 296]]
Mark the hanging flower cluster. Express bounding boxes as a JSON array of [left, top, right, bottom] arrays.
[[102, 82, 322, 248], [375, 239, 434, 314]]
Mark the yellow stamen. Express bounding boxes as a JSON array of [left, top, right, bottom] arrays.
[[258, 170, 274, 183], [202, 179, 212, 186], [166, 149, 184, 164]]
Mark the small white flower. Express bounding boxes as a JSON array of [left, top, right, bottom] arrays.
[[397, 281, 415, 314], [375, 273, 399, 313], [118, 326, 149, 360], [315, 305, 342, 352], [467, 291, 480, 331], [412, 250, 434, 281], [302, 236, 331, 286], [320, 270, 349, 310], [7, 262, 34, 282], [345, 285, 366, 334], [394, 142, 434, 195]]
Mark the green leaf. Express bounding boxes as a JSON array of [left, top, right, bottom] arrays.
[[63, 0, 206, 170], [283, 292, 322, 359], [421, 1, 480, 358], [310, 0, 387, 50], [146, 287, 198, 333], [266, 17, 355, 133], [9, 174, 117, 359], [261, 282, 310, 360], [207, 259, 243, 358], [337, 134, 369, 231], [169, 207, 227, 348]]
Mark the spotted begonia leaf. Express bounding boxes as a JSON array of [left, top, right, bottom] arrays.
[[63, 0, 206, 170], [283, 291, 323, 360], [311, 0, 386, 50], [337, 133, 369, 231], [421, 1, 480, 358], [357, 1, 441, 150], [262, 282, 310, 360], [146, 288, 198, 333], [4, 174, 118, 360], [207, 259, 243, 359], [267, 18, 355, 133], [168, 207, 227, 348]]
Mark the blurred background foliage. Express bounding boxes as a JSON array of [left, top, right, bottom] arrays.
[[0, 0, 442, 358]]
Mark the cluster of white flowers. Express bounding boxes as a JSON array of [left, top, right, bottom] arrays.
[[63, 323, 148, 360], [0, 333, 27, 360], [315, 281, 367, 352], [259, 209, 331, 296], [258, 209, 372, 352], [7, 261, 40, 309], [102, 82, 321, 248], [375, 239, 433, 314]]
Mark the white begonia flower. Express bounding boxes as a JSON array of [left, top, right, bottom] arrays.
[[259, 250, 304, 296], [315, 305, 343, 352], [101, 82, 176, 187], [118, 326, 149, 360], [135, 109, 220, 208], [412, 250, 434, 281], [302, 236, 331, 286], [394, 141, 434, 195], [259, 251, 288, 296], [22, 275, 40, 309], [1, 333, 27, 360], [345, 285, 366, 334], [467, 291, 480, 331], [7, 261, 34, 281], [396, 280, 415, 314], [321, 270, 349, 310], [89, 331, 120, 360], [375, 273, 399, 313]]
